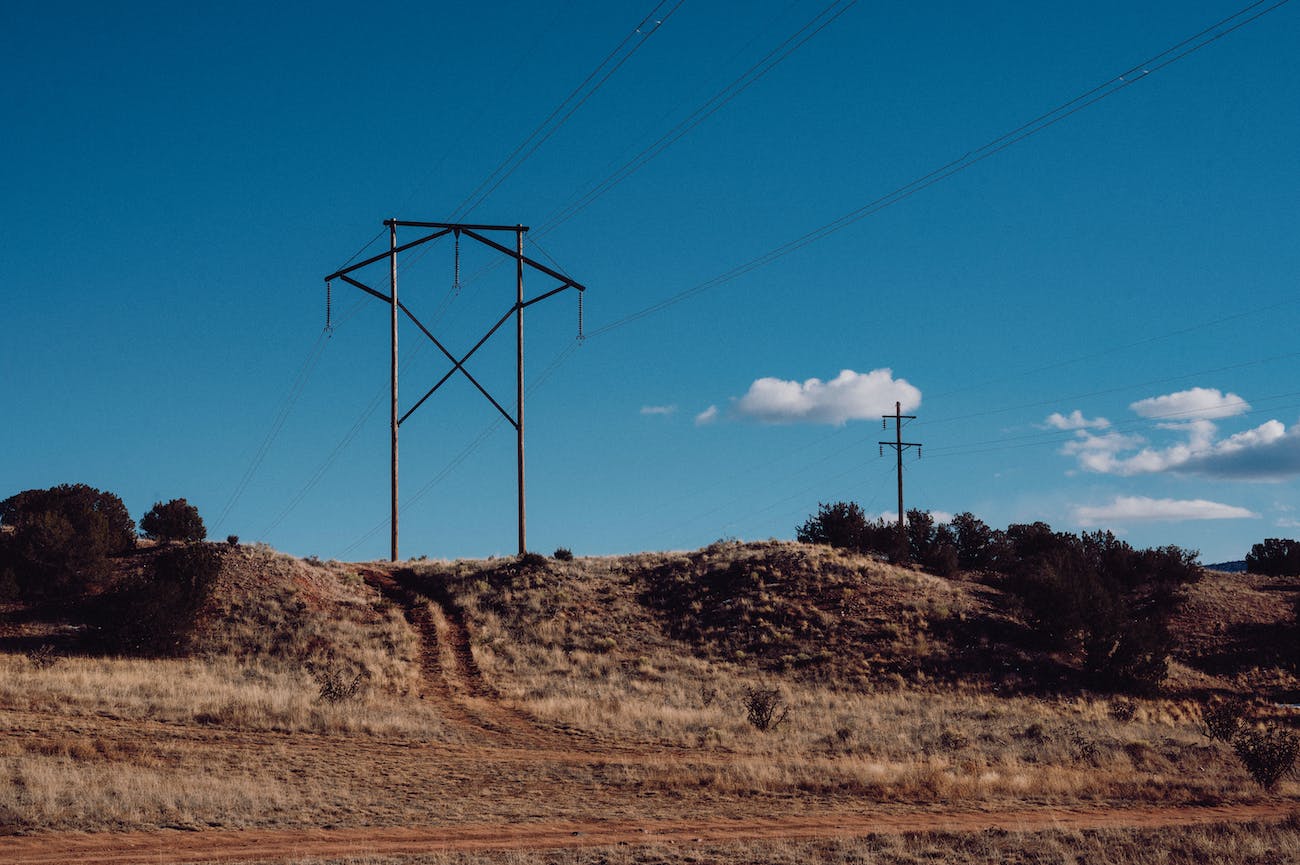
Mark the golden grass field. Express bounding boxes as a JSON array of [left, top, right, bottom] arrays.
[[0, 541, 1296, 863]]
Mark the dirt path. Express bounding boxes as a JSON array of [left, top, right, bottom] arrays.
[[359, 566, 597, 751], [3, 802, 1295, 864]]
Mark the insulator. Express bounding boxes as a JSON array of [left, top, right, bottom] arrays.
[[577, 290, 585, 341], [452, 230, 462, 294], [325, 280, 333, 334]]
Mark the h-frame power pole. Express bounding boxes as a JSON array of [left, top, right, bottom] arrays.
[[879, 401, 922, 550], [324, 220, 587, 562]]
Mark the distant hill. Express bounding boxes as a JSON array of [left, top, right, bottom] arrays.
[[1206, 560, 1247, 573]]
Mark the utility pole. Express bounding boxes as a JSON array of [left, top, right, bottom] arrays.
[[389, 220, 399, 563], [879, 401, 921, 554], [324, 220, 586, 561]]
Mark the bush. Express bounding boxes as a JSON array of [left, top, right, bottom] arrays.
[[1204, 698, 1249, 742], [1003, 528, 1200, 693], [553, 547, 574, 561], [795, 501, 903, 560], [226, 534, 240, 547], [517, 551, 548, 569], [0, 484, 136, 600], [139, 498, 206, 543], [315, 668, 365, 703], [796, 501, 869, 550], [92, 544, 222, 655], [1245, 538, 1300, 576], [1232, 727, 1299, 790], [950, 512, 995, 570], [743, 686, 789, 732]]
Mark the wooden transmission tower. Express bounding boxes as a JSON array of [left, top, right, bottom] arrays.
[[324, 220, 587, 561]]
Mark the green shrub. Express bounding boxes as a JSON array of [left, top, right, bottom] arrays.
[[0, 484, 135, 600], [1004, 528, 1200, 693], [950, 512, 995, 570], [796, 501, 904, 560], [139, 498, 206, 543], [92, 544, 222, 655], [1232, 726, 1299, 790], [1245, 538, 1300, 576], [553, 547, 574, 561]]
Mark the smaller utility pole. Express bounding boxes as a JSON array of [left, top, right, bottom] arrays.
[[880, 401, 921, 553]]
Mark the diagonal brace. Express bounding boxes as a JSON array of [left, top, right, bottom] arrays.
[[398, 302, 520, 429]]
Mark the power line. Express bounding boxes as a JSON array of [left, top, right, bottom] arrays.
[[918, 348, 1300, 431], [450, 0, 685, 221], [532, 0, 861, 237], [584, 0, 1292, 338]]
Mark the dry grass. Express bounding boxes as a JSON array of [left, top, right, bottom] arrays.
[[193, 547, 423, 698], [0, 540, 1296, 844], [406, 544, 1296, 805], [223, 814, 1300, 865], [0, 747, 290, 832], [0, 653, 448, 737]]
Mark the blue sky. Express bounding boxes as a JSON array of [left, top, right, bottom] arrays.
[[2, 1, 1298, 563]]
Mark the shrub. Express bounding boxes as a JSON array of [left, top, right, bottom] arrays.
[[950, 512, 995, 570], [92, 544, 222, 655], [1203, 698, 1249, 742], [226, 534, 240, 547], [1245, 538, 1300, 576], [1003, 527, 1199, 692], [553, 547, 574, 561], [315, 669, 365, 703], [139, 498, 206, 543], [743, 686, 789, 731], [1109, 698, 1137, 722], [1232, 726, 1299, 790], [26, 643, 58, 669], [517, 551, 547, 567], [0, 484, 135, 600], [796, 501, 869, 551], [795, 501, 904, 560]]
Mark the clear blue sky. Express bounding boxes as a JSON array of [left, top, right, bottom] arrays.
[[3, 1, 1297, 563]]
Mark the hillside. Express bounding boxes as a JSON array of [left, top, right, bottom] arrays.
[[0, 539, 1296, 863]]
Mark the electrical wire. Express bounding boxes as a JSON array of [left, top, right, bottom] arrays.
[[583, 0, 1293, 339], [450, 0, 685, 222], [533, 0, 860, 237]]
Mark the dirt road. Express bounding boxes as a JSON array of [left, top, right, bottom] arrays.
[[3, 802, 1295, 864]]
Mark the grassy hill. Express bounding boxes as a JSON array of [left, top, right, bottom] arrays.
[[0, 538, 1296, 854]]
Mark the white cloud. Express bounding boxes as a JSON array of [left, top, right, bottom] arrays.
[[694, 405, 718, 426], [1045, 410, 1110, 431], [1129, 387, 1249, 421], [1066, 416, 1300, 480], [640, 405, 677, 416], [1073, 496, 1256, 526], [733, 368, 920, 426], [1179, 419, 1300, 480]]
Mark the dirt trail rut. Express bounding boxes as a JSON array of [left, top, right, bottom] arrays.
[[360, 566, 592, 750], [2, 803, 1295, 864]]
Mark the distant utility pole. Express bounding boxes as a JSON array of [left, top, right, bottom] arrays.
[[324, 220, 587, 562], [879, 401, 921, 549]]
